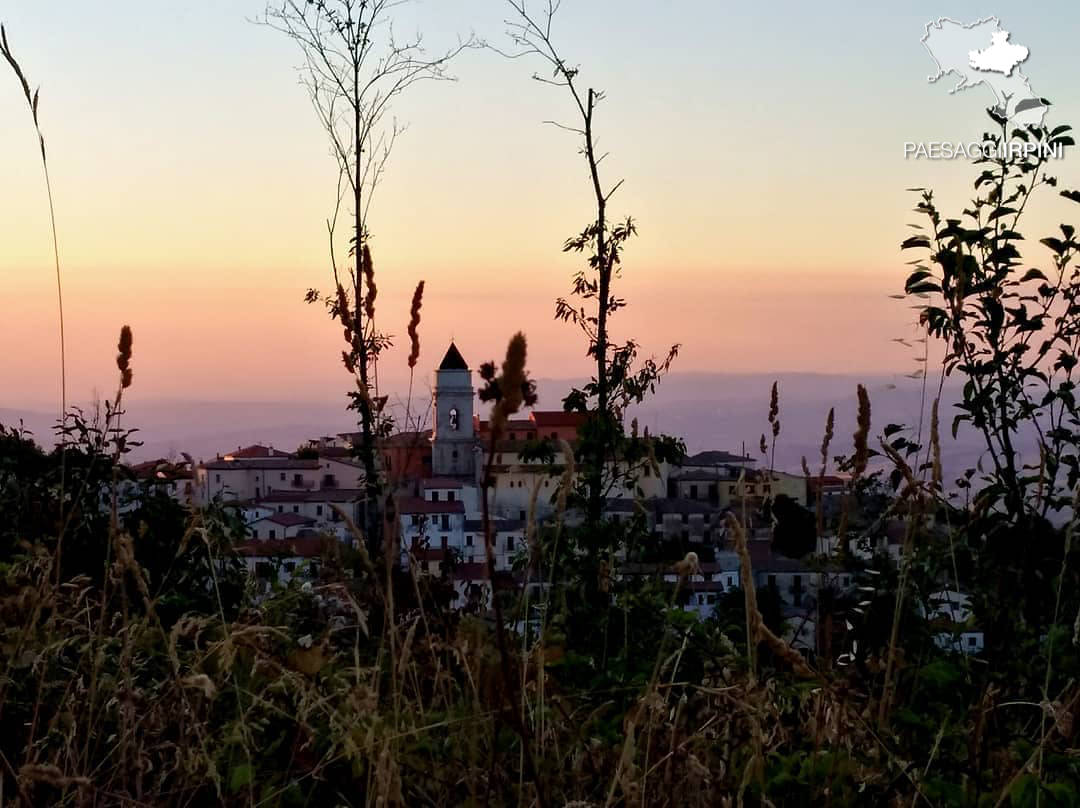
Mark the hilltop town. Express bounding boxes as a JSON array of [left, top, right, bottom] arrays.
[[129, 342, 975, 658]]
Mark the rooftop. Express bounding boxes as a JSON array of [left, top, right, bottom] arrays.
[[251, 512, 317, 527], [258, 489, 365, 503], [531, 411, 587, 429], [439, 342, 469, 371], [686, 450, 756, 466], [422, 477, 467, 489], [223, 444, 292, 460], [380, 430, 433, 448], [397, 497, 466, 515], [202, 458, 321, 471]]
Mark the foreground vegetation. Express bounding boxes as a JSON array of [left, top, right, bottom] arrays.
[[5, 3, 1080, 804]]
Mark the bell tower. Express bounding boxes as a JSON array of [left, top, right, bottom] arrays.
[[432, 342, 475, 478]]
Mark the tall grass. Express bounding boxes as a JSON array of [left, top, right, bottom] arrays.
[[1, 24, 67, 513]]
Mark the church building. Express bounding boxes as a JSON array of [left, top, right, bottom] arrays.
[[431, 342, 477, 478]]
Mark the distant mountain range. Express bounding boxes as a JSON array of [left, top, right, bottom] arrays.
[[0, 372, 1019, 483]]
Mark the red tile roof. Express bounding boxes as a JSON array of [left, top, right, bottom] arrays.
[[475, 418, 534, 433], [530, 411, 587, 428], [223, 445, 292, 460]]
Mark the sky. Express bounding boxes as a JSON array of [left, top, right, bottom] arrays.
[[2, 0, 1079, 410]]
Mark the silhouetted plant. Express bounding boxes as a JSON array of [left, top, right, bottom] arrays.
[[265, 0, 472, 552], [502, 1, 680, 528]]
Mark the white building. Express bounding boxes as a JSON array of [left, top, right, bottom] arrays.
[[195, 456, 323, 504]]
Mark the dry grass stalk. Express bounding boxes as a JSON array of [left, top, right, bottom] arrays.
[[116, 325, 133, 390], [407, 280, 424, 369], [362, 243, 377, 323], [930, 396, 942, 490], [727, 515, 814, 680], [852, 384, 871, 479], [2, 24, 69, 521]]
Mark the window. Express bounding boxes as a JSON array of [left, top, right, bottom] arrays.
[[506, 536, 515, 551], [707, 594, 716, 604], [215, 473, 221, 483], [411, 514, 420, 525], [292, 473, 303, 486], [449, 407, 459, 430], [465, 535, 474, 547], [690, 484, 698, 499], [440, 514, 450, 530], [448, 491, 456, 502], [280, 473, 286, 481], [292, 505, 299, 513], [967, 636, 977, 647], [698, 594, 705, 605], [441, 536, 449, 550], [682, 513, 689, 524], [255, 562, 272, 578], [268, 529, 277, 540], [285, 562, 296, 573], [251, 529, 259, 539], [431, 491, 440, 502], [316, 505, 323, 516], [729, 485, 737, 494], [768, 574, 777, 590], [452, 449, 459, 460], [519, 510, 526, 521], [277, 505, 284, 512]]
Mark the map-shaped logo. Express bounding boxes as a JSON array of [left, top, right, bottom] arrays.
[[922, 17, 1047, 126]]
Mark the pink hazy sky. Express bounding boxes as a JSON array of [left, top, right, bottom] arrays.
[[1, 1, 1077, 408]]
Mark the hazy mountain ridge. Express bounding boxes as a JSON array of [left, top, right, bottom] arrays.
[[1, 372, 1014, 481]]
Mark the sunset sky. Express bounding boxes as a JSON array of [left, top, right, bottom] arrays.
[[2, 0, 1079, 409]]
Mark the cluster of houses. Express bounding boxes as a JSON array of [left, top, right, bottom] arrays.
[[127, 342, 982, 657]]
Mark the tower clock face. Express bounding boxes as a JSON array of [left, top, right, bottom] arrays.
[[449, 407, 459, 430]]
